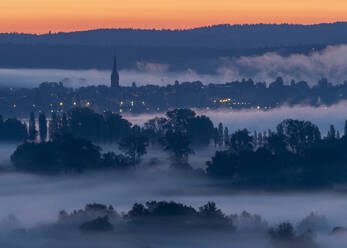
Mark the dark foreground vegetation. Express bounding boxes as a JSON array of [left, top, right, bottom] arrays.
[[9, 197, 347, 248], [3, 200, 325, 248], [6, 107, 347, 188]]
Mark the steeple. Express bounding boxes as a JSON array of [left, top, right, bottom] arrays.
[[111, 56, 119, 88]]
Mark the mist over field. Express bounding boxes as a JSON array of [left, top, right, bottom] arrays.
[[1, 106, 347, 247], [1, 167, 347, 227], [0, 155, 347, 247], [2, 54, 347, 247], [2, 103, 347, 228], [1, 44, 347, 88]]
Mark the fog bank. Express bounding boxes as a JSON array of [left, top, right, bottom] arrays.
[[1, 168, 347, 229], [1, 45, 347, 88]]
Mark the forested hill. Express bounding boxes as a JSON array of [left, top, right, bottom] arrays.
[[1, 23, 346, 71], [1, 23, 347, 48]]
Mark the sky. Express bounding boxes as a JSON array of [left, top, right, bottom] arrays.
[[0, 0, 346, 34]]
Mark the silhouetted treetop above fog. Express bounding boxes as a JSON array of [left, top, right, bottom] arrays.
[[2, 23, 347, 48], [8, 107, 347, 189]]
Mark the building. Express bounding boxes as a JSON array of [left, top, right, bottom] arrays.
[[111, 56, 120, 88]]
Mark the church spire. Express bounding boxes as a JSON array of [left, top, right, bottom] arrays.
[[113, 56, 118, 72], [111, 55, 119, 88]]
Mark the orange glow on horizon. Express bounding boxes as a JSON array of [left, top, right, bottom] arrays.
[[0, 0, 346, 34]]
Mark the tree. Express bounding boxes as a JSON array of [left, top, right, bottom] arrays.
[[253, 131, 258, 148], [276, 119, 321, 154], [217, 123, 224, 147], [11, 135, 102, 174], [67, 108, 104, 142], [0, 118, 27, 142], [49, 112, 59, 140], [28, 112, 37, 141], [265, 132, 287, 155], [103, 111, 132, 143], [161, 130, 194, 168], [60, 112, 69, 135], [224, 127, 229, 146], [257, 132, 263, 147], [119, 133, 149, 166], [143, 117, 168, 143], [269, 222, 295, 241], [228, 129, 253, 154], [38, 112, 47, 142], [187, 115, 214, 146], [166, 108, 196, 132], [101, 152, 130, 169], [327, 124, 336, 140]]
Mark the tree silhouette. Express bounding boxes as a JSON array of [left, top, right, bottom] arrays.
[[49, 112, 59, 140], [119, 133, 149, 166], [166, 108, 196, 132], [0, 118, 27, 142], [228, 129, 253, 154], [28, 112, 37, 141], [327, 124, 337, 140], [38, 112, 47, 142], [276, 119, 321, 154], [269, 222, 296, 241], [161, 130, 194, 168]]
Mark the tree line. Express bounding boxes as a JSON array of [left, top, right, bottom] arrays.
[[56, 200, 317, 248], [8, 107, 347, 188], [10, 108, 215, 172], [207, 119, 347, 188]]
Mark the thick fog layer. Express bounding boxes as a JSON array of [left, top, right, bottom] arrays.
[[1, 44, 347, 88], [218, 44, 347, 84], [1, 169, 347, 229]]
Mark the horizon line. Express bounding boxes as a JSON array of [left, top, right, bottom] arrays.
[[1, 21, 347, 35]]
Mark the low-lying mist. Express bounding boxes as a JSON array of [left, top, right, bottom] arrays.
[[1, 44, 347, 88], [1, 103, 347, 247], [1, 166, 347, 248], [125, 102, 347, 135], [2, 104, 347, 228], [1, 144, 347, 229]]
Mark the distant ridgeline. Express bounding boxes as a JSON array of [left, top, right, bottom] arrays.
[[0, 77, 347, 116], [0, 23, 347, 71], [2, 23, 347, 48]]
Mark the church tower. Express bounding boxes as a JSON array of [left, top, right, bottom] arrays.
[[111, 56, 119, 88]]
